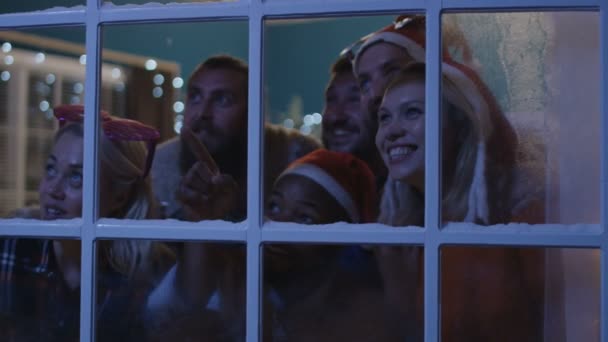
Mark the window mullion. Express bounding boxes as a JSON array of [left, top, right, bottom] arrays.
[[601, 3, 608, 342], [80, 0, 101, 340], [424, 2, 442, 342], [247, 1, 264, 341]]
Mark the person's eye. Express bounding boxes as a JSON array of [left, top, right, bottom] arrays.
[[297, 214, 315, 225], [404, 106, 424, 120], [215, 93, 234, 107], [45, 163, 57, 178], [347, 95, 360, 104], [377, 110, 391, 125], [187, 89, 202, 104], [266, 200, 281, 215], [69, 171, 83, 188]]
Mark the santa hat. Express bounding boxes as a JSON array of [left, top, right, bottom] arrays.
[[276, 149, 377, 223], [344, 15, 428, 71], [440, 60, 517, 224], [346, 15, 477, 73]]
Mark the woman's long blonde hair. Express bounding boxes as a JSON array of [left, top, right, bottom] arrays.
[[98, 133, 162, 279], [56, 119, 166, 280], [378, 63, 515, 226]]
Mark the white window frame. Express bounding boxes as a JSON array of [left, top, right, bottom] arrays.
[[0, 0, 605, 341]]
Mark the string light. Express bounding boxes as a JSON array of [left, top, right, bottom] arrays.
[[1, 71, 11, 82], [173, 101, 184, 113], [283, 118, 294, 129], [1, 42, 12, 53], [145, 59, 158, 71], [312, 113, 322, 124], [111, 68, 121, 79], [152, 87, 163, 98], [153, 74, 165, 85], [34, 52, 45, 64], [73, 82, 84, 94], [174, 121, 183, 134], [172, 77, 184, 88], [39, 100, 50, 112], [46, 74, 56, 85]]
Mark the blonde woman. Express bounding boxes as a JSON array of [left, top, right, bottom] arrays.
[[375, 62, 544, 341], [3, 105, 173, 341]]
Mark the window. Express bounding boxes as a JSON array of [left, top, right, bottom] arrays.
[[0, 0, 605, 341]]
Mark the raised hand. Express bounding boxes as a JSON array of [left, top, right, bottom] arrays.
[[176, 128, 238, 221]]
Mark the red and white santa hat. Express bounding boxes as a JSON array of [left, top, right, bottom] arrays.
[[345, 15, 429, 71], [347, 15, 476, 73], [276, 149, 377, 223]]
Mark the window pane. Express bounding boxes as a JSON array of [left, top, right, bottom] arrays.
[[440, 12, 600, 226], [100, 21, 248, 221], [262, 243, 423, 341], [97, 239, 245, 341], [0, 238, 81, 340], [440, 246, 600, 341], [264, 15, 426, 226], [0, 1, 82, 14], [0, 27, 85, 219]]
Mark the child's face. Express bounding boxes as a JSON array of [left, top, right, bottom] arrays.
[[264, 174, 350, 279], [266, 174, 350, 225]]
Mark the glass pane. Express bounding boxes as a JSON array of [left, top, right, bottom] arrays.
[[262, 243, 423, 340], [440, 12, 600, 226], [97, 240, 245, 341], [0, 238, 81, 340], [0, 27, 85, 218], [264, 15, 428, 226], [100, 21, 248, 220], [441, 246, 600, 341], [0, 1, 82, 14]]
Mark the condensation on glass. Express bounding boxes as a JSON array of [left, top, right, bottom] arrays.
[[98, 240, 245, 342], [261, 243, 424, 341], [440, 12, 600, 226], [440, 246, 600, 341], [100, 21, 248, 220], [0, 238, 82, 341]]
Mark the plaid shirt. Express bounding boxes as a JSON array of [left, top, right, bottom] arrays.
[[0, 238, 52, 314], [0, 238, 149, 341]]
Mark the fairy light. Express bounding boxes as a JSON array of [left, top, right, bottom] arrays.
[[173, 101, 184, 113], [152, 87, 163, 98], [153, 74, 165, 85], [34, 52, 45, 64], [1, 42, 12, 53], [145, 59, 158, 71], [172, 77, 184, 88], [1, 71, 11, 82]]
